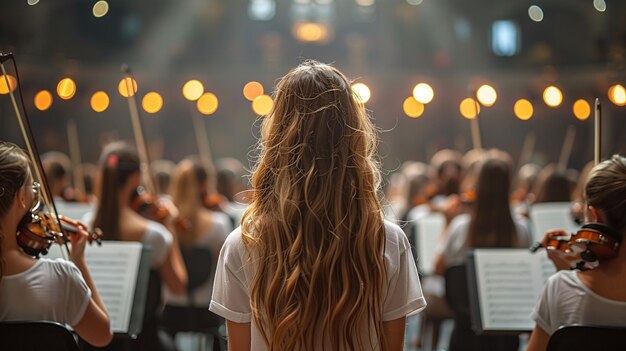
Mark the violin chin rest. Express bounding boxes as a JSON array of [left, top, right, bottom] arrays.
[[581, 249, 597, 262]]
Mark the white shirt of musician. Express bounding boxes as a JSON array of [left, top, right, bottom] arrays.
[[532, 269, 626, 335], [0, 258, 91, 327]]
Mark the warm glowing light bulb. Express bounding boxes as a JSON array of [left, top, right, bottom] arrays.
[[243, 81, 264, 101], [93, 1, 109, 18], [594, 0, 607, 12], [352, 83, 371, 103], [609, 84, 626, 106], [459, 98, 480, 119], [356, 0, 375, 6], [514, 99, 534, 120], [34, 90, 53, 111], [90, 91, 110, 112], [403, 97, 424, 118], [412, 83, 434, 104], [543, 86, 563, 107], [294, 22, 328, 42], [197, 92, 219, 115], [476, 84, 497, 107], [56, 78, 76, 100], [252, 94, 274, 115], [528, 5, 544, 22], [573, 99, 591, 121], [142, 92, 163, 114], [182, 80, 204, 101], [118, 78, 138, 97], [0, 75, 17, 94]]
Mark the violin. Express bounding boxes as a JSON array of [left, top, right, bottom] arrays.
[[202, 192, 228, 212], [18, 207, 103, 258], [530, 222, 622, 270], [570, 223, 621, 263], [1, 53, 103, 258], [131, 186, 170, 223], [459, 189, 476, 205]]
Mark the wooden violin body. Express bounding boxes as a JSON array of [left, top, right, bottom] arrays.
[[531, 222, 622, 270], [18, 209, 102, 258], [131, 186, 170, 223]]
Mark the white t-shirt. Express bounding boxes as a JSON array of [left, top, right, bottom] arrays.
[[438, 213, 531, 267], [0, 258, 91, 327], [165, 212, 231, 306], [209, 220, 426, 350], [83, 210, 173, 268], [144, 220, 174, 267], [531, 270, 626, 335]]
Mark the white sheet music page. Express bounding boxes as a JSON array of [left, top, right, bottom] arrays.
[[47, 242, 142, 333], [529, 202, 578, 242], [474, 249, 556, 331], [415, 213, 445, 275], [55, 202, 94, 222]]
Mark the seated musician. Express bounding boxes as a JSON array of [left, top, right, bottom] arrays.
[[527, 155, 626, 350], [164, 157, 231, 308], [0, 141, 112, 346], [434, 151, 530, 351], [90, 142, 187, 351]]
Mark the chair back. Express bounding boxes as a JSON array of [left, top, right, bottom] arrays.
[[0, 321, 78, 351], [161, 246, 224, 341], [444, 264, 471, 327], [181, 246, 213, 296], [547, 324, 626, 351]]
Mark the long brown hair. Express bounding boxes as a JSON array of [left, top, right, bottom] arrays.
[[467, 154, 518, 248], [533, 164, 573, 203], [242, 61, 387, 350], [170, 158, 208, 249], [0, 141, 30, 279], [585, 155, 626, 233], [93, 142, 140, 241]]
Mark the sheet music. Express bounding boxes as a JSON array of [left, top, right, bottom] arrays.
[[529, 202, 579, 242], [473, 249, 556, 331], [414, 213, 445, 275], [55, 202, 94, 222], [47, 242, 142, 333]]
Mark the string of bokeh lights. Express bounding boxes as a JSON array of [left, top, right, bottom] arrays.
[[0, 74, 625, 121]]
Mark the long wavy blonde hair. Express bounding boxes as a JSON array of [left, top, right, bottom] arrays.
[[241, 61, 387, 350]]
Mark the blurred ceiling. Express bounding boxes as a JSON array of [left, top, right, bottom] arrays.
[[0, 0, 625, 168]]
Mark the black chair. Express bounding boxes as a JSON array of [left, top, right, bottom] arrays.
[[160, 246, 225, 351], [547, 324, 626, 351], [0, 321, 79, 351], [444, 264, 519, 351]]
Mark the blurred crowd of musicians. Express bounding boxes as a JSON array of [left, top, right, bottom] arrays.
[[1, 61, 625, 351]]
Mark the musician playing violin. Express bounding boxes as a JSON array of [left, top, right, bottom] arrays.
[[90, 142, 187, 351], [0, 141, 112, 347], [527, 155, 626, 351]]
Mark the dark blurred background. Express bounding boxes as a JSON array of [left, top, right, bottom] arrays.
[[1, 0, 625, 172]]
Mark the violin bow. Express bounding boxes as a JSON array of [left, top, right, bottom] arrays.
[[121, 65, 158, 195], [469, 85, 483, 153], [190, 105, 214, 170], [557, 125, 576, 172], [517, 131, 536, 170], [594, 98, 601, 166], [0, 53, 70, 256], [67, 119, 86, 196]]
